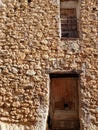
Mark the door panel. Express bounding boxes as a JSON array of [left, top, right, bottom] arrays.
[[50, 74, 80, 130]]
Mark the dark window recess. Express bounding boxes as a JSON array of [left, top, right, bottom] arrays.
[[60, 8, 78, 38]]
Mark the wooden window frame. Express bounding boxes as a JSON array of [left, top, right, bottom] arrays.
[[60, 0, 79, 40], [60, 8, 79, 39]]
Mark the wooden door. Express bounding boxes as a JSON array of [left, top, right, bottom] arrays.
[[49, 74, 80, 130]]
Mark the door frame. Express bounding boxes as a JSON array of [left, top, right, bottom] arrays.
[[47, 71, 82, 130]]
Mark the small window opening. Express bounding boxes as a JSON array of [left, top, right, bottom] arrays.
[[60, 0, 79, 39]]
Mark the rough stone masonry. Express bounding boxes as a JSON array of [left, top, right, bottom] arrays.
[[0, 0, 98, 130]]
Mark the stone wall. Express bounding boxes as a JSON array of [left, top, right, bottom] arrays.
[[0, 0, 98, 130], [80, 1, 98, 129]]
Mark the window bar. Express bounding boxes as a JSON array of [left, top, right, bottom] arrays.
[[61, 17, 79, 38]]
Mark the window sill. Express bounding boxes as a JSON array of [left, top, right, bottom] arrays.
[[61, 37, 80, 41]]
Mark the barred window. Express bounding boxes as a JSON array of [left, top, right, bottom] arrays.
[[60, 0, 79, 39]]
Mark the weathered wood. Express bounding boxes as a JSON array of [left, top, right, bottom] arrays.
[[50, 74, 79, 130]]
